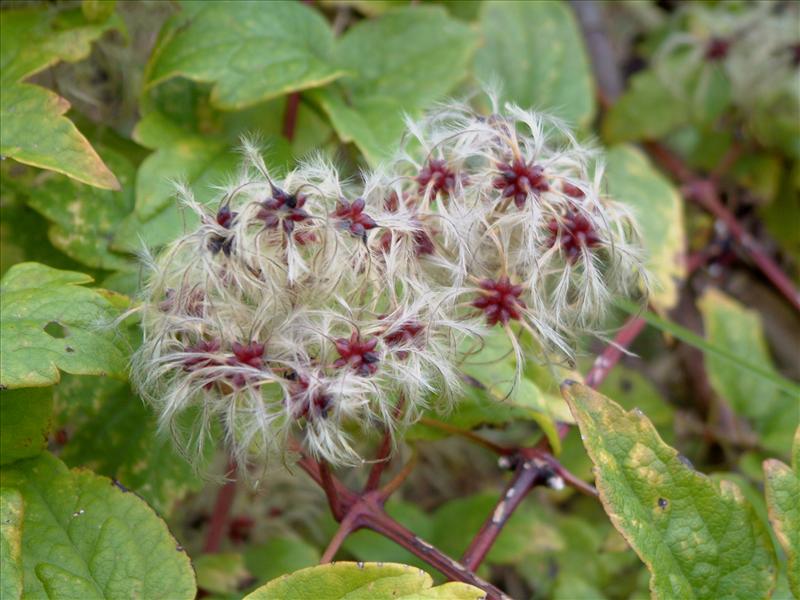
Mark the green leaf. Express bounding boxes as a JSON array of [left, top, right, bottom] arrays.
[[598, 366, 675, 445], [0, 263, 129, 389], [126, 80, 298, 242], [0, 488, 23, 600], [145, 1, 344, 110], [603, 65, 689, 144], [135, 136, 239, 220], [605, 145, 686, 310], [82, 0, 116, 23], [0, 166, 90, 276], [0, 83, 119, 190], [195, 553, 250, 596], [410, 329, 566, 451], [616, 298, 800, 398], [245, 537, 320, 585], [474, 0, 595, 128], [764, 428, 800, 599], [54, 376, 209, 515], [312, 7, 475, 165], [0, 387, 52, 465], [0, 452, 196, 599], [243, 562, 485, 600], [0, 7, 118, 83], [24, 146, 136, 271], [697, 289, 800, 455], [563, 381, 777, 600], [0, 8, 120, 190]]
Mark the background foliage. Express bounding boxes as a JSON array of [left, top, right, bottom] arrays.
[[1, 1, 798, 599]]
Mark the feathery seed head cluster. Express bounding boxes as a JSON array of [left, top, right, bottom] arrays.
[[654, 2, 799, 118], [132, 99, 647, 469]]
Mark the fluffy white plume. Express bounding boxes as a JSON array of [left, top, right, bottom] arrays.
[[132, 100, 647, 469]]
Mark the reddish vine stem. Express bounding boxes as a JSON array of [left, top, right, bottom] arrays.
[[364, 433, 393, 492], [203, 458, 237, 553], [320, 504, 364, 564], [282, 92, 301, 141], [461, 314, 645, 570], [364, 397, 406, 493], [361, 506, 510, 600], [461, 459, 544, 571], [535, 451, 598, 498], [584, 316, 647, 388], [683, 179, 800, 313], [572, 0, 798, 310], [318, 460, 344, 520], [378, 452, 418, 501]]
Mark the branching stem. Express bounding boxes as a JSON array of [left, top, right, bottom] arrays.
[[203, 458, 237, 553]]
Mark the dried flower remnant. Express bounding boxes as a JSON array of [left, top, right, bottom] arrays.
[[704, 37, 731, 62], [417, 158, 461, 201], [333, 197, 377, 240], [493, 158, 549, 209], [472, 277, 526, 326], [257, 186, 311, 235], [652, 2, 800, 118], [333, 333, 380, 377], [548, 211, 602, 263], [132, 99, 647, 471]]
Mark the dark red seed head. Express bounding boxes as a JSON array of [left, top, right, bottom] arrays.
[[333, 332, 380, 376], [561, 181, 585, 198], [380, 225, 435, 257], [183, 339, 222, 371], [548, 210, 602, 262], [384, 320, 425, 358], [493, 159, 549, 208], [223, 341, 266, 389], [257, 186, 310, 234], [230, 341, 265, 369], [208, 234, 234, 256], [287, 372, 333, 419], [216, 205, 237, 228], [333, 198, 377, 240], [417, 159, 458, 200], [705, 37, 731, 61], [472, 276, 526, 326]]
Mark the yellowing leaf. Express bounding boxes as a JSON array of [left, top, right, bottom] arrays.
[[25, 146, 136, 270], [605, 145, 686, 310], [244, 562, 485, 600], [0, 7, 118, 83], [764, 427, 800, 598], [0, 83, 119, 190], [698, 288, 800, 455], [563, 381, 777, 599], [0, 488, 23, 600], [0, 8, 120, 189]]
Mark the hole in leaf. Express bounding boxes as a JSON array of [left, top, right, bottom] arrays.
[[657, 497, 668, 509], [44, 321, 68, 339]]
